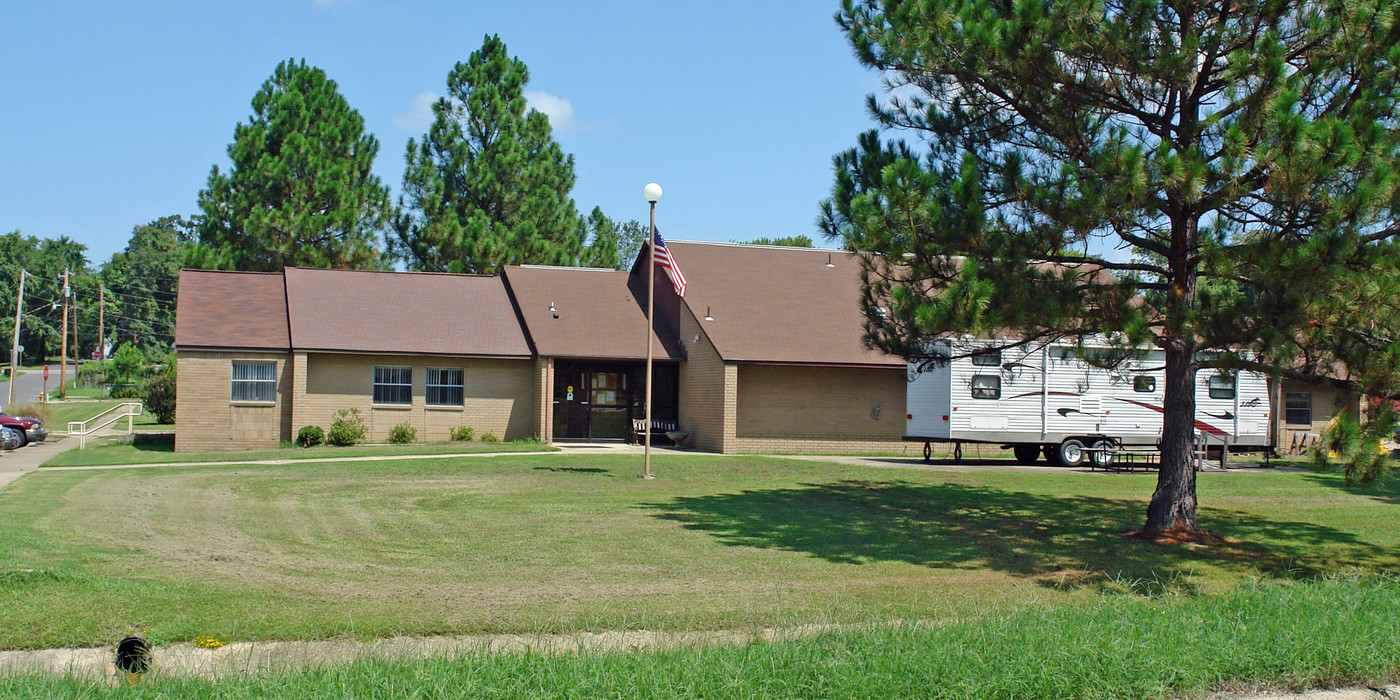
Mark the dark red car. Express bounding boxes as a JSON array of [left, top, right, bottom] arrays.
[[0, 413, 47, 447]]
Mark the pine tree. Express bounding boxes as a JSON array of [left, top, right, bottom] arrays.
[[391, 35, 583, 273], [826, 0, 1400, 536], [580, 207, 622, 270], [197, 59, 391, 271]]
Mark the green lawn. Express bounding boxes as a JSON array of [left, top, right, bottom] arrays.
[[1, 454, 1396, 653], [32, 399, 163, 431], [8, 574, 1399, 698], [43, 433, 557, 467]]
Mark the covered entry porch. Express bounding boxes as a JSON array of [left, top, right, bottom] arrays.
[[551, 360, 679, 442]]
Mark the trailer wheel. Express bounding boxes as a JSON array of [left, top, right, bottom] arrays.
[[1089, 439, 1115, 469], [922, 442, 932, 462], [1012, 445, 1039, 464], [1057, 438, 1086, 467], [1043, 444, 1063, 466]]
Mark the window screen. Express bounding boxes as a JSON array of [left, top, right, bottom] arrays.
[[426, 368, 464, 406], [373, 366, 413, 405], [1284, 392, 1311, 425], [231, 361, 277, 402], [1208, 374, 1235, 400], [971, 375, 1001, 399]]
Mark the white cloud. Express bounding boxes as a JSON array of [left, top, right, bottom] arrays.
[[525, 90, 575, 131], [393, 92, 438, 131]]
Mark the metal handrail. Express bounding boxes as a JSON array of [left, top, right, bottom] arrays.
[[67, 402, 144, 449]]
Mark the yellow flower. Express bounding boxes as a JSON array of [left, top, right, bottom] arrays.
[[193, 636, 225, 649]]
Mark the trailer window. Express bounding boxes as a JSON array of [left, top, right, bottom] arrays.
[[1133, 376, 1155, 393], [971, 350, 1002, 366], [1208, 374, 1235, 400], [971, 375, 1001, 399]]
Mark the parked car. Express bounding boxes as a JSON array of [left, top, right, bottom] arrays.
[[0, 426, 20, 451], [0, 414, 47, 447]]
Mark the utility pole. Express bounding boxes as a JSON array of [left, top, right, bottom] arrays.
[[8, 269, 25, 406], [72, 293, 79, 391], [98, 285, 105, 361], [59, 268, 69, 399]]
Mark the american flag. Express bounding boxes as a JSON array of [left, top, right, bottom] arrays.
[[652, 227, 687, 297]]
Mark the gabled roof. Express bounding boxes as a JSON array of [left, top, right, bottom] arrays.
[[176, 270, 290, 351], [502, 265, 684, 361], [282, 267, 531, 357], [664, 241, 903, 367]]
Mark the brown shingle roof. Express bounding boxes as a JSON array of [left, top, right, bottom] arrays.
[[176, 270, 290, 350], [664, 242, 902, 367], [282, 267, 530, 357], [502, 265, 684, 361]]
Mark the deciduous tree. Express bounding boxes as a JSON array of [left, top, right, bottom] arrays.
[[825, 0, 1400, 536]]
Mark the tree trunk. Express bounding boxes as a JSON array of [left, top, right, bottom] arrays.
[[1145, 338, 1199, 534]]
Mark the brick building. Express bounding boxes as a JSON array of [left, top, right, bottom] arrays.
[[174, 242, 910, 454]]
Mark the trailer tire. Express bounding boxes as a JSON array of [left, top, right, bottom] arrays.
[[1089, 439, 1115, 469], [1012, 445, 1040, 464], [922, 442, 931, 462], [1043, 444, 1063, 466], [1057, 438, 1086, 467]]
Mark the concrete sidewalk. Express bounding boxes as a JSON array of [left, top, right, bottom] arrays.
[[0, 435, 80, 490]]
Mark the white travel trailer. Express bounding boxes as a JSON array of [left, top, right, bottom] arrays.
[[905, 339, 1272, 466]]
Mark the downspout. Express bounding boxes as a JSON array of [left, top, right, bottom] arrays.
[[1040, 344, 1048, 440]]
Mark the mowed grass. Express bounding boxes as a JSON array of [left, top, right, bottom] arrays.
[[8, 575, 1400, 699], [0, 455, 1397, 653], [37, 399, 165, 431], [42, 433, 556, 467]]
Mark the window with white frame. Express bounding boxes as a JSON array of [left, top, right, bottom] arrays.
[[373, 366, 413, 405], [426, 367, 464, 406], [231, 361, 277, 402], [1285, 391, 1312, 425], [1208, 374, 1235, 400]]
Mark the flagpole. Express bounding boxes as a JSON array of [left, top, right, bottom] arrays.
[[642, 183, 662, 479]]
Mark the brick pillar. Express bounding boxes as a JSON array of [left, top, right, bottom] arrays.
[[290, 351, 308, 434], [720, 362, 738, 454], [534, 357, 553, 443]]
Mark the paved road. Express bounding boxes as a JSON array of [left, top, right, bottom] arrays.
[[1, 362, 77, 408]]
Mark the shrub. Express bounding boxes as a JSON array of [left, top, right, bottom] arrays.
[[388, 421, 417, 444], [296, 425, 325, 448], [5, 402, 52, 426], [109, 342, 148, 387], [450, 425, 475, 442], [327, 408, 367, 446], [480, 431, 499, 443], [142, 373, 176, 425]]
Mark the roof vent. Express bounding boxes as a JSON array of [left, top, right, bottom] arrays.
[[826, 254, 835, 268], [704, 306, 714, 322], [550, 301, 558, 319]]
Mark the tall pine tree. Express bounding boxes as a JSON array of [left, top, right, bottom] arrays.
[[196, 59, 391, 271], [826, 0, 1400, 536], [391, 35, 583, 273]]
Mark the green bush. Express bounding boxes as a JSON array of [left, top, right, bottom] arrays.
[[327, 408, 367, 447], [296, 425, 325, 448], [4, 402, 52, 426], [142, 373, 176, 424], [109, 342, 147, 387], [450, 425, 475, 442], [387, 421, 417, 444], [480, 431, 499, 443]]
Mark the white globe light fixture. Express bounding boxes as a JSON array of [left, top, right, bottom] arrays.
[[643, 182, 663, 203]]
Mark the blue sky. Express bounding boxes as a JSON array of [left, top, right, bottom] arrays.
[[0, 1, 883, 266]]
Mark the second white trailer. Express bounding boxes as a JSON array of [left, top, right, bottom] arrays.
[[905, 340, 1271, 466]]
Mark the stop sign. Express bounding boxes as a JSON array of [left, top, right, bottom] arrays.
[[43, 365, 49, 381]]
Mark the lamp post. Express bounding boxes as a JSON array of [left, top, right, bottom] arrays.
[[642, 182, 663, 479]]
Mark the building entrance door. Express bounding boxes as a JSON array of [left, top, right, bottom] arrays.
[[554, 369, 629, 440]]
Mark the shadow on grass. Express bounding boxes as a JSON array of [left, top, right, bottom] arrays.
[[1294, 465, 1400, 506], [533, 466, 612, 476], [129, 433, 175, 452], [649, 480, 1396, 591]]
